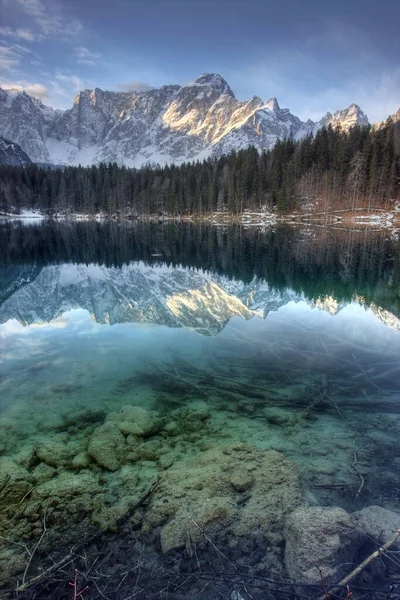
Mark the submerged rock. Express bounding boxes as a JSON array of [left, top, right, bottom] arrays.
[[34, 470, 100, 499], [107, 405, 161, 437], [32, 462, 56, 484], [284, 506, 364, 585], [355, 505, 400, 547], [143, 444, 303, 553], [36, 437, 82, 467], [263, 407, 293, 426], [88, 422, 126, 471], [0, 457, 33, 508]]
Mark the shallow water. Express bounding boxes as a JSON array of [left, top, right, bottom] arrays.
[[1, 220, 400, 597]]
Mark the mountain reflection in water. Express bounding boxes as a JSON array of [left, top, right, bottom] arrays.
[[0, 220, 400, 599]]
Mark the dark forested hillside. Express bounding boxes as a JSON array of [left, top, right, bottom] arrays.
[[0, 119, 399, 216]]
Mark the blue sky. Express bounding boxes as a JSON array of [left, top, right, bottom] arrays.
[[0, 0, 399, 122]]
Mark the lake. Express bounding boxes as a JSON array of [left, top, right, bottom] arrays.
[[1, 220, 400, 599]]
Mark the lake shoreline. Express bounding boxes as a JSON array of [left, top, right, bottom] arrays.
[[1, 207, 400, 229]]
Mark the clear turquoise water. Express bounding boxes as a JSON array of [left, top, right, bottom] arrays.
[[1, 220, 400, 595], [1, 221, 399, 507]]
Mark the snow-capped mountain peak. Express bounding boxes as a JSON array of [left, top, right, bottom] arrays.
[[265, 97, 280, 112], [0, 75, 376, 168], [189, 73, 234, 97]]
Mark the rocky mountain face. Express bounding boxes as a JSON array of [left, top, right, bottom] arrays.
[[0, 136, 32, 166], [0, 74, 372, 168]]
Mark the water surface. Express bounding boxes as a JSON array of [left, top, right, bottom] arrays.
[[1, 221, 400, 597]]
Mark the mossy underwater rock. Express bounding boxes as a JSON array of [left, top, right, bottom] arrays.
[[34, 469, 100, 500], [88, 422, 126, 471], [284, 506, 365, 585], [0, 456, 33, 509], [143, 444, 303, 553], [36, 436, 83, 468], [106, 405, 161, 438]]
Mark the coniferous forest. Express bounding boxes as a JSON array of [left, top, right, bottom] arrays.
[[0, 119, 399, 216]]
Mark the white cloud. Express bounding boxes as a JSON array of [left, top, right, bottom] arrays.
[[116, 80, 153, 92], [0, 43, 31, 70], [0, 81, 49, 100], [50, 73, 85, 99], [55, 73, 85, 89], [0, 25, 43, 42], [9, 0, 82, 40], [74, 46, 101, 66]]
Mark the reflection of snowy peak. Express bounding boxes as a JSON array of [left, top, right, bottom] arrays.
[[367, 303, 400, 333], [0, 263, 297, 335], [0, 75, 371, 167], [1, 263, 400, 335], [312, 296, 346, 315]]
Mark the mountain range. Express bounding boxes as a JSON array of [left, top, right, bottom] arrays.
[[0, 73, 376, 168]]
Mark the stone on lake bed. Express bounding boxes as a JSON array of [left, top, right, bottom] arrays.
[[32, 462, 56, 484], [355, 505, 400, 547], [143, 444, 303, 553], [229, 469, 253, 491], [263, 407, 293, 425], [36, 438, 83, 467], [284, 506, 364, 585], [0, 457, 33, 508], [185, 400, 210, 421], [106, 405, 161, 437], [88, 422, 126, 471]]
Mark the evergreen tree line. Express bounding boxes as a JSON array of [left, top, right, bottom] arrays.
[[0, 118, 399, 216]]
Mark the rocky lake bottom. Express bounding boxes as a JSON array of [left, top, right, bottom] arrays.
[[1, 221, 400, 599]]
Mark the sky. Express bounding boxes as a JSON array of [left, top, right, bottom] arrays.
[[0, 0, 399, 123]]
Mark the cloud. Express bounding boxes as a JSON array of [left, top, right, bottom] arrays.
[[0, 43, 31, 70], [74, 46, 101, 66], [50, 73, 85, 98], [10, 0, 82, 39], [116, 80, 153, 92], [0, 81, 49, 100], [0, 25, 43, 42]]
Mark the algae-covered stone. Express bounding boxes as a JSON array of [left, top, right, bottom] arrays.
[[143, 445, 303, 553], [71, 451, 91, 469], [186, 401, 210, 421], [32, 462, 56, 485], [36, 437, 83, 468], [263, 407, 293, 426], [164, 421, 179, 435], [13, 444, 37, 468], [88, 422, 126, 471], [284, 506, 364, 585], [229, 469, 252, 492], [92, 497, 133, 531], [35, 470, 100, 499], [0, 457, 33, 508], [107, 405, 161, 437], [160, 497, 236, 553]]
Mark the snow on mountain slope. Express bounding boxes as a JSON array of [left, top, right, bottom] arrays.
[[0, 74, 375, 168]]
